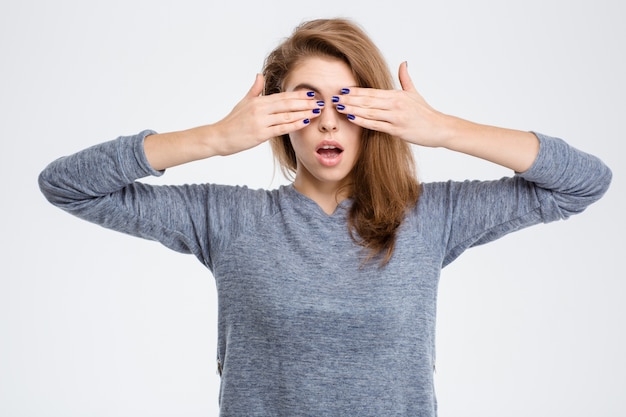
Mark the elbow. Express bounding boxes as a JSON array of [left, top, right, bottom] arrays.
[[576, 155, 613, 205], [38, 166, 59, 205], [38, 161, 78, 209], [38, 171, 68, 210], [596, 162, 613, 198], [556, 159, 613, 219], [583, 159, 613, 205]]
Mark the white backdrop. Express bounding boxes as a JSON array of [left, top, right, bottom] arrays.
[[1, 0, 624, 416]]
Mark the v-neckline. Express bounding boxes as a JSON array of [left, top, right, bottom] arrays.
[[285, 184, 352, 218]]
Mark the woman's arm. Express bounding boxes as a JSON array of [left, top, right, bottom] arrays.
[[39, 73, 323, 210], [334, 62, 541, 172], [430, 117, 540, 173], [38, 75, 324, 262], [144, 73, 323, 171], [335, 64, 611, 263], [38, 130, 275, 266]]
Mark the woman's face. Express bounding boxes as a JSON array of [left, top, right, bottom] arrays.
[[283, 56, 363, 197]]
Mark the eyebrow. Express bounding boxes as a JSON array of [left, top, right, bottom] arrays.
[[292, 83, 321, 94], [291, 83, 359, 94]]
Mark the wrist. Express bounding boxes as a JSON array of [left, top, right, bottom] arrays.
[[434, 114, 474, 150], [184, 124, 223, 157], [144, 125, 221, 170]]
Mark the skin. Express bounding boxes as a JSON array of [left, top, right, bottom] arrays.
[[144, 57, 539, 213], [283, 56, 363, 213], [335, 61, 539, 173]]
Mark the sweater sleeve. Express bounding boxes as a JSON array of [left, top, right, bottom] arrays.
[[420, 132, 612, 267], [38, 130, 272, 270]]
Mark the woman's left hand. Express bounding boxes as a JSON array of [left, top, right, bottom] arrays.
[[334, 62, 451, 148]]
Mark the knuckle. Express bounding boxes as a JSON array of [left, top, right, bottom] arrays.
[[249, 105, 264, 118], [276, 124, 291, 136], [391, 97, 403, 108]]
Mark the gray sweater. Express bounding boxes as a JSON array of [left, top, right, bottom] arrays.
[[39, 130, 611, 416]]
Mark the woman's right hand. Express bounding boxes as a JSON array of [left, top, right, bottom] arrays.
[[211, 74, 323, 156], [144, 74, 323, 170]]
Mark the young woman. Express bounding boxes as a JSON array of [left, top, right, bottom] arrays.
[[39, 18, 611, 417]]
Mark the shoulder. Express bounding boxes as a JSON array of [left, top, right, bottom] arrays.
[[192, 183, 284, 214]]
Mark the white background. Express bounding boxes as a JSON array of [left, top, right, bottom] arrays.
[[1, 0, 624, 416]]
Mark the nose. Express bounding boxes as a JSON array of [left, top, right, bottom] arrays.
[[318, 106, 339, 132]]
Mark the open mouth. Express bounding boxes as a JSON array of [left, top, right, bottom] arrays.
[[316, 145, 343, 159]]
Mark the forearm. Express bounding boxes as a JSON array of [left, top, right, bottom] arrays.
[[144, 125, 221, 171], [440, 115, 540, 173]]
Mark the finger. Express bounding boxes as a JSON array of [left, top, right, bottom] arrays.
[[332, 102, 390, 131], [335, 101, 394, 125], [342, 112, 394, 135], [398, 61, 417, 93], [337, 87, 389, 98], [266, 114, 320, 137], [267, 96, 324, 115], [334, 88, 395, 111], [268, 107, 322, 127], [246, 73, 265, 98]]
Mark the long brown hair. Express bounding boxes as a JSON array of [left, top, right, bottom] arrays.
[[263, 18, 420, 265]]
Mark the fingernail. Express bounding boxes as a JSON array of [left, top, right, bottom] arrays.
[[341, 88, 350, 94], [312, 108, 321, 114], [332, 96, 340, 103], [347, 114, 355, 121], [316, 100, 325, 107], [303, 118, 310, 124], [336, 104, 345, 111], [307, 91, 315, 97]]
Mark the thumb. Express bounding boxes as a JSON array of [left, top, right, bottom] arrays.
[[398, 61, 416, 93], [246, 73, 265, 98]]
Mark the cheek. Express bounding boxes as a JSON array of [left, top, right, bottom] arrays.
[[288, 125, 315, 150], [288, 130, 299, 144], [344, 123, 363, 146], [288, 132, 305, 160]]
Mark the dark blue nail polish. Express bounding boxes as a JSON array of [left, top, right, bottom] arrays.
[[316, 100, 325, 107], [303, 118, 310, 124], [307, 91, 315, 97], [347, 114, 356, 121], [341, 88, 350, 94], [312, 108, 321, 114], [336, 104, 345, 111], [332, 96, 340, 103]]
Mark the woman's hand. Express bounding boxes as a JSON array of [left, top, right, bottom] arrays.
[[145, 74, 323, 170], [333, 62, 451, 148], [334, 62, 539, 172], [212, 74, 323, 156]]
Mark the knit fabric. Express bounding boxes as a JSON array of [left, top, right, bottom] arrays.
[[39, 130, 611, 416]]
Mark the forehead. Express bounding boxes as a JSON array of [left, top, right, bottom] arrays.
[[283, 56, 356, 93]]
